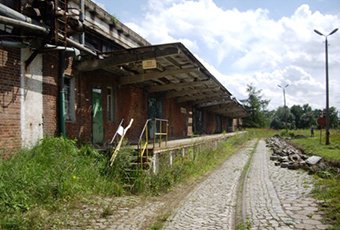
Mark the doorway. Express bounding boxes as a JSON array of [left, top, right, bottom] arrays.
[[92, 87, 103, 144], [147, 96, 162, 139]]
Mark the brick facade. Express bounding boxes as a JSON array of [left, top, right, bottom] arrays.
[[0, 47, 240, 154], [0, 48, 21, 156], [42, 52, 59, 137]]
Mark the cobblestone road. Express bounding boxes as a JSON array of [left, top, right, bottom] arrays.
[[243, 139, 330, 230], [60, 139, 330, 230], [162, 140, 256, 230]]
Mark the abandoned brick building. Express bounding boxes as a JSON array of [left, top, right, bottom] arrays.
[[0, 0, 247, 156]]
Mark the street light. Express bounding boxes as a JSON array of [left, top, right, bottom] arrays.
[[278, 84, 289, 132], [314, 28, 338, 145]]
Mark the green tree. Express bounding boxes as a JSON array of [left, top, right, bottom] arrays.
[[241, 84, 270, 128], [290, 105, 304, 128], [270, 106, 295, 129], [329, 107, 339, 128]]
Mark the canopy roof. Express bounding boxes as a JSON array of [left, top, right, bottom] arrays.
[[77, 42, 247, 118]]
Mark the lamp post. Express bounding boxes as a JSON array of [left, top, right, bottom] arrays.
[[278, 84, 289, 132], [314, 28, 338, 145]]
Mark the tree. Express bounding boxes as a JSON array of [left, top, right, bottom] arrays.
[[270, 106, 295, 129], [290, 105, 304, 128], [241, 84, 270, 128], [329, 107, 339, 128]]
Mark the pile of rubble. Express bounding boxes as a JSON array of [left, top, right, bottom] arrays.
[[266, 136, 326, 172]]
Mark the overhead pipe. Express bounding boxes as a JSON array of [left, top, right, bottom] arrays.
[[0, 15, 96, 57], [0, 40, 30, 48], [0, 15, 49, 34], [58, 33, 98, 57], [0, 3, 33, 23], [44, 44, 80, 55], [0, 3, 97, 57]]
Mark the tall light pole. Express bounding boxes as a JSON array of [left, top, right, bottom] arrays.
[[278, 84, 289, 132], [314, 28, 338, 145]]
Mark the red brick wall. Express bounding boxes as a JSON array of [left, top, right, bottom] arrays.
[[65, 71, 148, 145], [117, 86, 147, 143], [0, 48, 21, 155], [204, 111, 216, 134], [163, 98, 189, 138], [42, 52, 59, 136]]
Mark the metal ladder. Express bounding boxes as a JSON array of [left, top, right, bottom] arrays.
[[54, 0, 68, 45]]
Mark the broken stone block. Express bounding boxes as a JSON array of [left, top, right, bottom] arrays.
[[306, 156, 322, 165], [281, 162, 289, 168], [279, 156, 289, 162], [289, 154, 301, 162], [287, 162, 299, 170], [270, 156, 280, 161]]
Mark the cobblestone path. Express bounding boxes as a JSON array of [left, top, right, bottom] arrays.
[[162, 140, 257, 230], [60, 139, 330, 230], [243, 139, 330, 230]]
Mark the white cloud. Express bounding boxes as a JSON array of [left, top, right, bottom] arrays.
[[125, 0, 340, 110]]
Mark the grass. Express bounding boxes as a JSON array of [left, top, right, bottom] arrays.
[[0, 132, 258, 229], [288, 129, 340, 162], [0, 137, 132, 229], [284, 129, 340, 229], [5, 128, 331, 229], [131, 131, 257, 195]]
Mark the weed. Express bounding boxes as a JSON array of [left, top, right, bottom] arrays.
[[101, 205, 114, 218], [236, 218, 251, 230], [0, 137, 131, 229]]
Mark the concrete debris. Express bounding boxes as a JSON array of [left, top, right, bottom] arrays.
[[305, 156, 322, 165], [266, 136, 323, 171]]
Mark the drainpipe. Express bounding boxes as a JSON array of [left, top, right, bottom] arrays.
[[58, 50, 66, 136], [79, 0, 85, 45]]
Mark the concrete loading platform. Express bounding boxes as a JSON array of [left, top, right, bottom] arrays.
[[133, 132, 244, 173]]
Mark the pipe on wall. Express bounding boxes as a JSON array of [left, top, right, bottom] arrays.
[[58, 50, 66, 136], [0, 3, 33, 23], [0, 40, 30, 48], [79, 0, 85, 45], [0, 15, 49, 34]]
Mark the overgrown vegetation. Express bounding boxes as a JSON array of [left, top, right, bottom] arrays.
[[6, 129, 338, 229], [0, 137, 132, 229], [286, 129, 340, 229], [1, 132, 257, 229], [289, 129, 340, 162]]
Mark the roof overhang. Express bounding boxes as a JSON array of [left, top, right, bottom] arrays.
[[76, 42, 247, 118]]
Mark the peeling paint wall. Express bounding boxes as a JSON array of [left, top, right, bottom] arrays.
[[20, 49, 43, 148]]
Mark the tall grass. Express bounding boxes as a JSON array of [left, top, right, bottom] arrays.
[[0, 137, 130, 229], [0, 131, 262, 229], [131, 131, 257, 195]]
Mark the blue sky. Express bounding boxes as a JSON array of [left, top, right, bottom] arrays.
[[93, 0, 340, 110]]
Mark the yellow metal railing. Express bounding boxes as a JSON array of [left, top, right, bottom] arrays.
[[137, 118, 168, 167], [153, 118, 168, 149]]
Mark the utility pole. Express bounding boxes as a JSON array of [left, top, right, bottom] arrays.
[[278, 84, 289, 133], [314, 28, 338, 145]]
